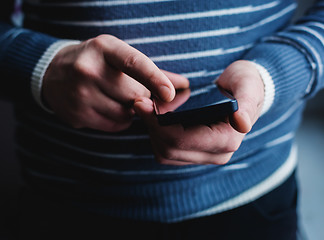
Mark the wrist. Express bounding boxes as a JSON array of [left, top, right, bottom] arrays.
[[249, 61, 275, 116], [31, 40, 81, 113]]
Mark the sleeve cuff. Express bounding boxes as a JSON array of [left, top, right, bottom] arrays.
[[249, 61, 275, 116], [31, 40, 81, 113]]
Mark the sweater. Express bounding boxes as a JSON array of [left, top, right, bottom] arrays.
[[1, 0, 324, 223]]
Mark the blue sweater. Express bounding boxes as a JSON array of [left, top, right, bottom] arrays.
[[1, 0, 324, 223]]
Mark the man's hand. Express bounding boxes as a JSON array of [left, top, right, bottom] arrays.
[[134, 60, 265, 165], [42, 34, 189, 132]]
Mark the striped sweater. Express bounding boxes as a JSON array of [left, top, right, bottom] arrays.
[[1, 0, 324, 222]]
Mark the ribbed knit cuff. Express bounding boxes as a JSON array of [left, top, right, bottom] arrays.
[[31, 40, 81, 113], [249, 61, 275, 116], [0, 28, 61, 100], [244, 41, 313, 114]]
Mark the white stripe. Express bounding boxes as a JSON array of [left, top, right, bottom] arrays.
[[222, 132, 295, 172], [32, 1, 280, 27], [297, 36, 323, 81], [169, 144, 298, 222], [304, 21, 324, 31], [221, 163, 250, 171], [25, 0, 175, 7], [18, 122, 153, 159], [125, 3, 296, 45], [16, 133, 295, 177], [0, 28, 26, 43], [288, 26, 324, 77], [244, 101, 302, 141], [22, 114, 150, 140], [125, 27, 241, 45], [290, 25, 324, 49], [150, 44, 253, 63], [264, 132, 295, 148], [16, 145, 213, 175], [189, 84, 216, 97], [180, 69, 224, 79], [264, 35, 317, 96], [242, 3, 296, 32], [25, 168, 78, 184]]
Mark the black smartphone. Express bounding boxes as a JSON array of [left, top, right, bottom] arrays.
[[153, 84, 238, 126]]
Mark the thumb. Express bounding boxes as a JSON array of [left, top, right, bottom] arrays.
[[217, 61, 264, 134], [230, 100, 254, 133], [227, 89, 261, 134]]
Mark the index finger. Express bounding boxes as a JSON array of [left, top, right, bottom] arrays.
[[101, 35, 175, 102]]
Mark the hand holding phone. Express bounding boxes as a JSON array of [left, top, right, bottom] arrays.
[[134, 61, 263, 165], [153, 84, 238, 126]]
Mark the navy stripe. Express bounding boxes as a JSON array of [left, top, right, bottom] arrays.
[[3, 0, 314, 222], [22, 1, 280, 22]]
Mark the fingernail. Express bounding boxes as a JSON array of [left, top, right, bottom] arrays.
[[134, 97, 151, 106], [243, 112, 252, 132], [134, 98, 154, 113], [159, 85, 174, 102]]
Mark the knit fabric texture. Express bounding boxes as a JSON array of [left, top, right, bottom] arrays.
[[1, 0, 324, 222]]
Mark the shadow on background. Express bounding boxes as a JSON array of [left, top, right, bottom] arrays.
[[0, 101, 21, 198], [0, 101, 22, 238]]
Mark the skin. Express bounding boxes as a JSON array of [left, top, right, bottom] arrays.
[[43, 34, 264, 166], [134, 60, 265, 166], [43, 34, 189, 132]]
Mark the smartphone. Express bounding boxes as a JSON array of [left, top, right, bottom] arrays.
[[153, 84, 238, 126]]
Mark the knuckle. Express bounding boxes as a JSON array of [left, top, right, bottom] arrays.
[[73, 58, 90, 77], [72, 51, 99, 79], [203, 133, 219, 150], [209, 126, 241, 153], [223, 139, 241, 153], [123, 53, 140, 70], [208, 153, 233, 165], [99, 34, 117, 42], [91, 35, 105, 46], [90, 34, 115, 48], [75, 85, 91, 101], [132, 86, 151, 99]]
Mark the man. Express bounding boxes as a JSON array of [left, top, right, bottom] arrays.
[[0, 0, 322, 239]]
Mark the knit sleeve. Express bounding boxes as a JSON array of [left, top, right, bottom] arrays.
[[0, 22, 59, 101], [243, 0, 324, 114]]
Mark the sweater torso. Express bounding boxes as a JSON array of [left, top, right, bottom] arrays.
[[14, 0, 301, 222]]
